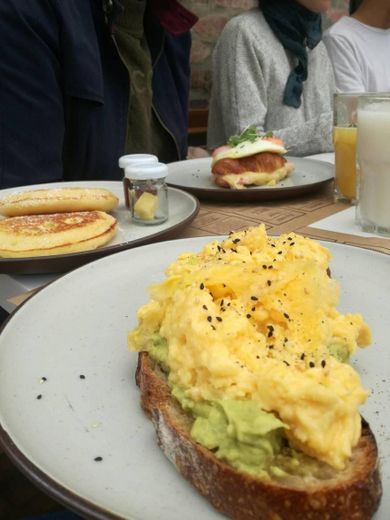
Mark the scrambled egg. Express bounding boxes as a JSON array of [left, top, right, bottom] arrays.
[[128, 225, 371, 470]]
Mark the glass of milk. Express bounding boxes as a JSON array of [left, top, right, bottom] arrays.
[[356, 95, 390, 236]]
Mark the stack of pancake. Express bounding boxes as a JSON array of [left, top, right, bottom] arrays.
[[0, 187, 119, 258]]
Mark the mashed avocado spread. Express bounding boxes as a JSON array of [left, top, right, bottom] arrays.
[[152, 335, 287, 476], [129, 226, 372, 470], [150, 335, 169, 370], [328, 343, 350, 363]]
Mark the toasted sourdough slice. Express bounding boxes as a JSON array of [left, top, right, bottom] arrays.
[[0, 211, 117, 258], [0, 187, 119, 216], [136, 352, 382, 520]]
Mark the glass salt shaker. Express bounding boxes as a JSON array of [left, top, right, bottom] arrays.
[[124, 162, 169, 225], [118, 154, 158, 209]]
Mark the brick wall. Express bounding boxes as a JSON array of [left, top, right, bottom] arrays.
[[183, 0, 349, 102]]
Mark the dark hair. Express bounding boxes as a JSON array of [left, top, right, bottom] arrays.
[[349, 0, 363, 14]]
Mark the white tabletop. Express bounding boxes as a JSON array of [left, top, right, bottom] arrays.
[[0, 273, 57, 313]]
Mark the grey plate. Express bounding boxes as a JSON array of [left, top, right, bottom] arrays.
[[0, 237, 388, 519], [0, 181, 199, 275], [167, 157, 334, 201]]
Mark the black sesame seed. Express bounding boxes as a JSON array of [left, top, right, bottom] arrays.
[[262, 265, 267, 269], [277, 251, 283, 255], [94, 456, 103, 462], [200, 282, 204, 290], [202, 305, 208, 310], [300, 353, 305, 360], [256, 355, 260, 359], [216, 317, 223, 322], [268, 345, 274, 349], [40, 377, 47, 382], [36, 394, 42, 400], [246, 314, 251, 319], [290, 242, 295, 246], [309, 361, 315, 368], [233, 238, 241, 244], [211, 325, 216, 330], [283, 313, 290, 319], [321, 360, 326, 368], [287, 237, 293, 241], [231, 248, 237, 253], [251, 307, 256, 312], [79, 375, 86, 380], [284, 337, 288, 343], [207, 316, 212, 322], [251, 296, 258, 301], [283, 360, 290, 366], [267, 280, 272, 286], [268, 265, 273, 269]]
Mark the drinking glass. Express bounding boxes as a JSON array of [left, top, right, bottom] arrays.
[[333, 93, 358, 203], [356, 94, 390, 236]]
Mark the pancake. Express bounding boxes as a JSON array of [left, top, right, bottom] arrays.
[[0, 187, 119, 217], [0, 211, 117, 258]]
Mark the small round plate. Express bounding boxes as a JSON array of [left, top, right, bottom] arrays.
[[166, 157, 334, 201]]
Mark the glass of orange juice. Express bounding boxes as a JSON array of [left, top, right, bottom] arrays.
[[333, 93, 359, 203]]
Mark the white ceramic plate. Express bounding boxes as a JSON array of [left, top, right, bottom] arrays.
[[166, 157, 334, 201], [0, 238, 388, 519], [0, 181, 199, 275]]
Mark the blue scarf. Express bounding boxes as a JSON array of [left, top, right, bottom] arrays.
[[349, 0, 362, 15], [260, 0, 322, 108]]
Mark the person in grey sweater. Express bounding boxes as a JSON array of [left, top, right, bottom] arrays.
[[207, 0, 335, 157]]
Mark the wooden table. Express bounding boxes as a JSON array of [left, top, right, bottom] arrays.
[[178, 183, 390, 255]]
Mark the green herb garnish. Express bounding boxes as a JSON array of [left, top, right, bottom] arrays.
[[228, 125, 274, 146]]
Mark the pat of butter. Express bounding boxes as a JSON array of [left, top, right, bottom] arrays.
[[134, 192, 158, 220]]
